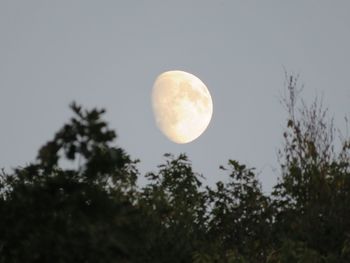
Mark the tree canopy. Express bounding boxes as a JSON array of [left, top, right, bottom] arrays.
[[0, 75, 349, 262]]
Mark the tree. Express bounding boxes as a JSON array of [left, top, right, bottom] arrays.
[[202, 160, 272, 263], [140, 153, 207, 262], [271, 74, 350, 262], [0, 103, 144, 263]]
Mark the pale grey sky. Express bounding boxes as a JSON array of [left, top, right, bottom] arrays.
[[1, 1, 349, 191]]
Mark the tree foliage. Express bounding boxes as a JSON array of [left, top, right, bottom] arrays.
[[0, 76, 349, 262]]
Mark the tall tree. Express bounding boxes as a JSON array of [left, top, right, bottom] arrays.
[[271, 75, 350, 262], [0, 103, 143, 263]]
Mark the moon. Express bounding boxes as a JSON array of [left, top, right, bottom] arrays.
[[152, 70, 213, 144]]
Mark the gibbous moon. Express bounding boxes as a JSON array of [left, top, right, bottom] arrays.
[[152, 70, 213, 144]]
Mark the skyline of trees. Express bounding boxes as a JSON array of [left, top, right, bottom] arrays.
[[0, 74, 349, 262]]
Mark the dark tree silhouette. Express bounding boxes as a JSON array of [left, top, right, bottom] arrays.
[[0, 75, 349, 263]]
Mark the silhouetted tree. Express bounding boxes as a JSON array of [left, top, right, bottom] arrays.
[[271, 75, 350, 262], [0, 103, 144, 262]]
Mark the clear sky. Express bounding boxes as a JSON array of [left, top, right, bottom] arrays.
[[1, 1, 349, 191]]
